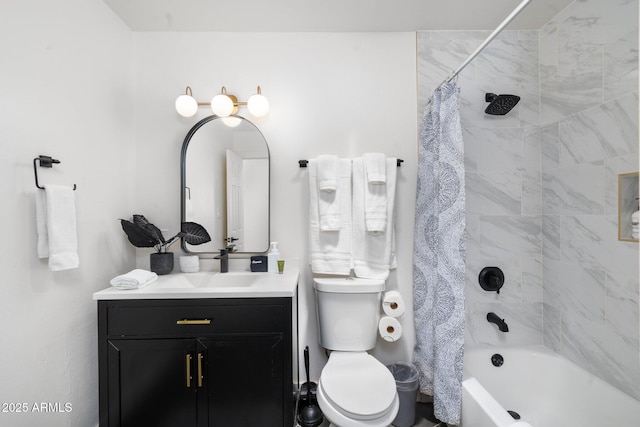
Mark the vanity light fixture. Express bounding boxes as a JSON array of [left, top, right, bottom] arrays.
[[211, 86, 238, 117], [175, 85, 269, 118], [247, 86, 270, 118], [175, 86, 199, 118]]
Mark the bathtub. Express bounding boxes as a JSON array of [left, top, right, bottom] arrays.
[[461, 345, 640, 427]]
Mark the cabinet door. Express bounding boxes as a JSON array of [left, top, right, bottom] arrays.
[[107, 339, 198, 427], [197, 336, 285, 427]]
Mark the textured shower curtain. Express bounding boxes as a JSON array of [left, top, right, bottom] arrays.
[[413, 82, 466, 425]]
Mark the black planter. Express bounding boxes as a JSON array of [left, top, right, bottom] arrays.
[[150, 252, 174, 275]]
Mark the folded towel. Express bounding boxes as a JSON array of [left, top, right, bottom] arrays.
[[110, 269, 158, 290], [314, 156, 348, 231], [364, 153, 387, 184], [363, 153, 388, 233], [309, 159, 352, 275], [35, 185, 79, 271], [352, 158, 397, 279], [316, 155, 339, 192]]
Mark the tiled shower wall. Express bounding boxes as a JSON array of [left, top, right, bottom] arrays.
[[539, 0, 639, 399], [417, 29, 544, 348], [417, 0, 639, 400]]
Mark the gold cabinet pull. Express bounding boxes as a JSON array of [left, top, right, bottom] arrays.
[[197, 353, 204, 388], [186, 354, 192, 388], [176, 319, 211, 325]]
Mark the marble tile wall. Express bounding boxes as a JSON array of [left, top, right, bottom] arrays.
[[539, 0, 639, 399], [417, 30, 544, 349], [418, 0, 639, 400]]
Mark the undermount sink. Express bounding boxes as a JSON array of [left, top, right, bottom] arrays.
[[190, 272, 259, 287], [154, 272, 260, 289]]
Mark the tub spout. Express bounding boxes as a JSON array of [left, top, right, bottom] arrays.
[[487, 312, 509, 332]]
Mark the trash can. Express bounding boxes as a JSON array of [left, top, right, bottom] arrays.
[[387, 363, 419, 427]]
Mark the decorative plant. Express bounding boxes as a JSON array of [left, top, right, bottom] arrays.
[[120, 214, 211, 253]]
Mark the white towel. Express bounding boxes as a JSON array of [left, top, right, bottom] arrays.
[[364, 152, 386, 184], [309, 159, 352, 275], [314, 156, 344, 231], [364, 153, 388, 233], [35, 185, 79, 271], [352, 158, 397, 280], [35, 191, 49, 258], [316, 155, 339, 192], [110, 269, 158, 290]]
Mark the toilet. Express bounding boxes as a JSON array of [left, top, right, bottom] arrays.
[[313, 277, 399, 427]]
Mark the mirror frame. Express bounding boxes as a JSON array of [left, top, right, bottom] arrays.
[[180, 114, 270, 256]]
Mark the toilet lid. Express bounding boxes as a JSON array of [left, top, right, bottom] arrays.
[[320, 352, 397, 420]]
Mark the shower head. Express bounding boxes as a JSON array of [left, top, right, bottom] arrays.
[[484, 93, 520, 115]]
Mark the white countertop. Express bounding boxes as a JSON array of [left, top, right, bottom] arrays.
[[93, 265, 299, 300]]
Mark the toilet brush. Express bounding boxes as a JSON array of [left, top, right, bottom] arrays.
[[298, 346, 323, 427]]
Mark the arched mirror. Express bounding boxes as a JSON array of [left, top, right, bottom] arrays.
[[180, 115, 269, 254]]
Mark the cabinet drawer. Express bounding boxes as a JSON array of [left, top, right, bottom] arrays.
[[106, 301, 285, 337]]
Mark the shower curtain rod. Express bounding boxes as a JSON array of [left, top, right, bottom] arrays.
[[440, 0, 532, 86]]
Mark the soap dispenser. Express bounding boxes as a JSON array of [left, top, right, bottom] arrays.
[[268, 242, 280, 273]]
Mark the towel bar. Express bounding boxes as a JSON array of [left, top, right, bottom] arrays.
[[33, 155, 76, 190], [298, 158, 403, 168]]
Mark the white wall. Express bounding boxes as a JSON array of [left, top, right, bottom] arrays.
[[0, 0, 134, 425], [133, 32, 418, 378]]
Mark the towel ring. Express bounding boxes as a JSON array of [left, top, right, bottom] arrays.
[[33, 155, 77, 190]]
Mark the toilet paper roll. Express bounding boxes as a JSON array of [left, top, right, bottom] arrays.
[[378, 316, 402, 342], [382, 290, 405, 318]]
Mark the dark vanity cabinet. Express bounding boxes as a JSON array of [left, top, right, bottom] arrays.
[[98, 298, 295, 427]]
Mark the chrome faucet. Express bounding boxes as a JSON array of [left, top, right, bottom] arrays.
[[487, 312, 509, 332]]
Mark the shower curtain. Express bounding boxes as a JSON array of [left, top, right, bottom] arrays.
[[413, 81, 466, 425]]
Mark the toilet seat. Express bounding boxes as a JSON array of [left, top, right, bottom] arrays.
[[318, 352, 398, 425]]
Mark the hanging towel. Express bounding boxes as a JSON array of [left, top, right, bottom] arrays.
[[35, 190, 49, 259], [35, 185, 79, 271], [352, 157, 397, 280], [110, 269, 158, 290], [413, 82, 466, 426], [364, 153, 388, 233], [315, 155, 345, 231], [364, 152, 386, 184], [316, 155, 339, 192], [308, 159, 352, 275]]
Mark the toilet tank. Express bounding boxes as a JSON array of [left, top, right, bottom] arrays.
[[313, 277, 385, 351]]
